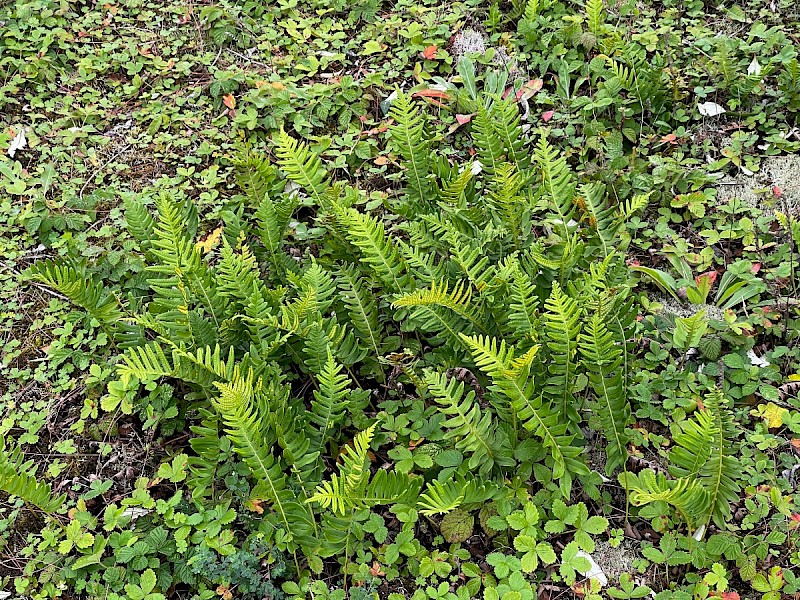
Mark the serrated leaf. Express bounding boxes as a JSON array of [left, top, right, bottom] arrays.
[[441, 509, 474, 543]]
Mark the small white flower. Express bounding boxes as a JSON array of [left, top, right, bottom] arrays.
[[470, 160, 483, 175], [747, 57, 762, 76]]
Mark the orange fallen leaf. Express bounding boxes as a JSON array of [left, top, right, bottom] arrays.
[[374, 155, 390, 166], [223, 94, 236, 110], [421, 45, 438, 60], [412, 88, 451, 100], [370, 561, 385, 577], [245, 498, 265, 514]]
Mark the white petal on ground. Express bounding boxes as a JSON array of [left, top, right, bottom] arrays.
[[747, 349, 770, 367], [575, 550, 609, 587], [697, 101, 727, 117], [748, 57, 762, 76], [8, 127, 26, 157]]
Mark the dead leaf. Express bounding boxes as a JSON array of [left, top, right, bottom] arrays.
[[541, 110, 555, 122], [412, 89, 451, 100], [374, 155, 390, 165], [421, 45, 438, 60], [245, 498, 264, 514], [750, 402, 787, 428], [223, 94, 236, 110], [370, 561, 385, 577], [516, 78, 543, 101], [196, 226, 224, 254], [216, 585, 233, 600], [456, 114, 472, 125]]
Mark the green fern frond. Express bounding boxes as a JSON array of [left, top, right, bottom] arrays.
[[542, 282, 581, 425], [473, 104, 504, 177], [337, 266, 383, 359], [626, 469, 710, 528], [345, 210, 412, 293], [418, 474, 499, 516], [0, 440, 65, 512], [26, 260, 126, 330], [579, 314, 631, 475], [393, 279, 485, 345], [388, 91, 432, 206], [534, 134, 577, 239], [274, 128, 329, 207], [426, 371, 513, 476]]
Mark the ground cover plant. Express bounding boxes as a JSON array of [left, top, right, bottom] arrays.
[[4, 0, 800, 599]]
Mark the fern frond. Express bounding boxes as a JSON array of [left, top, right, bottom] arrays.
[[388, 91, 432, 206], [337, 266, 383, 359], [274, 128, 329, 207], [213, 368, 317, 549], [626, 469, 711, 528], [579, 314, 631, 475], [534, 134, 577, 238], [418, 474, 499, 516], [26, 260, 126, 329], [462, 334, 587, 497], [345, 210, 412, 293], [309, 352, 353, 451], [473, 104, 504, 177], [0, 440, 65, 512], [426, 371, 513, 476], [541, 283, 581, 423]]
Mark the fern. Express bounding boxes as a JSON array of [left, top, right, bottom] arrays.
[[0, 440, 65, 512], [579, 314, 631, 475], [388, 91, 432, 206], [308, 425, 420, 514], [418, 474, 500, 516], [542, 283, 581, 425], [213, 368, 318, 551], [624, 391, 741, 530], [345, 209, 412, 293], [274, 128, 329, 207], [393, 280, 486, 345], [425, 371, 514, 476], [25, 260, 127, 333], [534, 133, 577, 239], [462, 334, 588, 497]]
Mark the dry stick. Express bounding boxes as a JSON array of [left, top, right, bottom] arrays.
[[78, 143, 131, 201]]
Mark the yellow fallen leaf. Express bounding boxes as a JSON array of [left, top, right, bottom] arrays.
[[196, 226, 223, 254], [751, 402, 787, 428]]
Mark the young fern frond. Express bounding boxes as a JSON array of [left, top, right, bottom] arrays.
[[487, 163, 525, 244], [506, 265, 539, 342], [388, 91, 432, 206], [0, 440, 65, 512], [585, 0, 605, 39], [579, 314, 631, 475], [425, 371, 514, 476], [393, 280, 485, 346], [123, 194, 155, 245], [626, 470, 711, 528], [255, 188, 299, 276], [417, 474, 500, 516], [274, 128, 329, 207]]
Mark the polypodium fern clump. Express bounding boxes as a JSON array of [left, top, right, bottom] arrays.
[[20, 82, 649, 585]]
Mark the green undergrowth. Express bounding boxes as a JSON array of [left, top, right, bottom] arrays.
[[3, 0, 800, 599]]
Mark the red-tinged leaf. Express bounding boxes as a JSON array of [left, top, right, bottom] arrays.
[[222, 94, 236, 110], [695, 270, 718, 287], [751, 262, 761, 274], [422, 45, 438, 60], [502, 87, 513, 100], [516, 78, 543, 101], [791, 512, 800, 521], [660, 133, 678, 144], [720, 593, 740, 600], [773, 186, 783, 197], [412, 89, 451, 100], [456, 114, 473, 125], [541, 110, 555, 122]]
